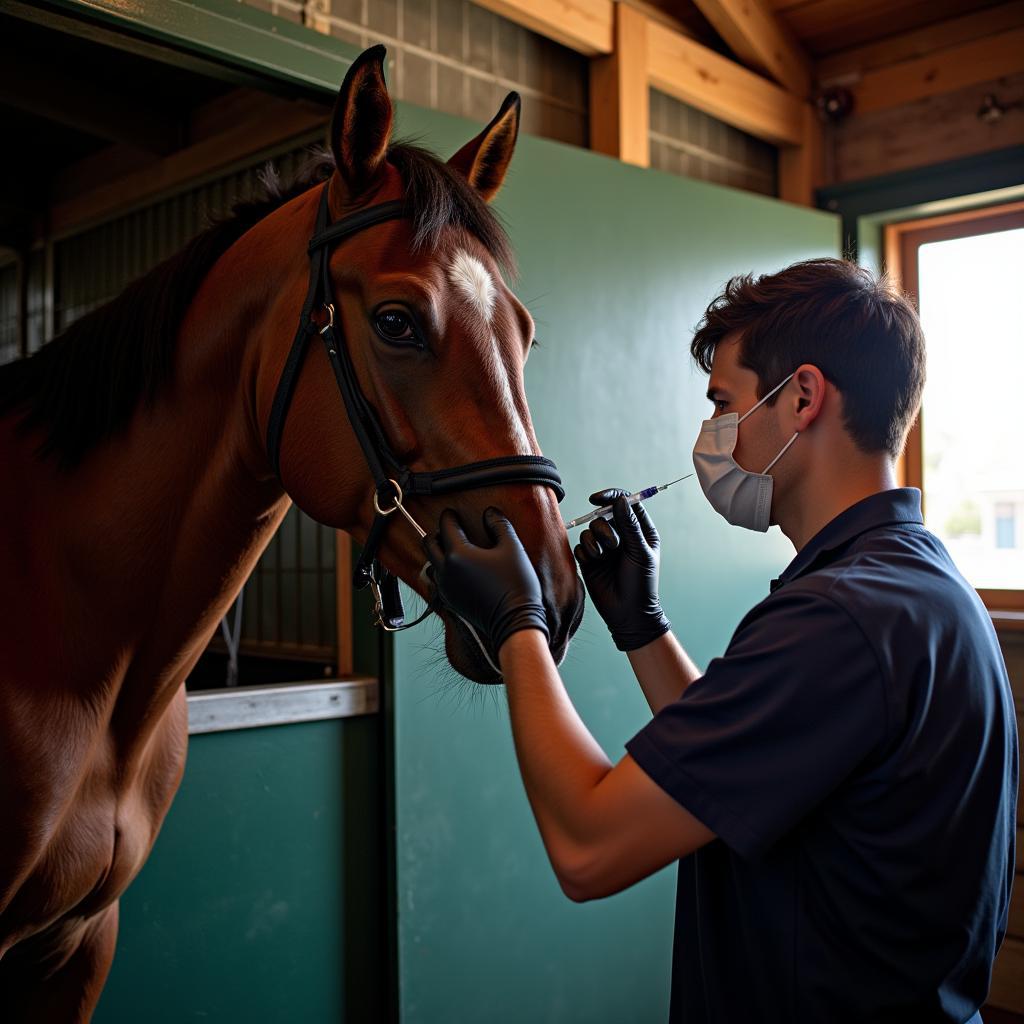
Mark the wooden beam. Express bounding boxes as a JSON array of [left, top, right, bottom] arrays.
[[816, 1, 1024, 84], [778, 102, 823, 205], [618, 0, 716, 47], [49, 96, 325, 237], [767, 0, 1002, 56], [646, 19, 804, 146], [848, 27, 1024, 116], [471, 0, 614, 55], [0, 48, 183, 156], [689, 0, 812, 97], [590, 4, 650, 166]]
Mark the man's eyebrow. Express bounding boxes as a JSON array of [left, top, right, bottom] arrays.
[[706, 386, 727, 402]]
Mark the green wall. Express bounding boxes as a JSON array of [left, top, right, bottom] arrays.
[[95, 715, 387, 1023], [389, 112, 839, 1023]]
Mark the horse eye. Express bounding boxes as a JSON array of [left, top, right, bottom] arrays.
[[374, 310, 417, 344]]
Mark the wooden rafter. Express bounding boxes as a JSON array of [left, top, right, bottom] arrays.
[[0, 49, 183, 156], [848, 27, 1024, 116], [816, 0, 1024, 83], [49, 92, 326, 237], [470, 0, 614, 55], [465, 0, 821, 204], [646, 19, 804, 146], [689, 0, 812, 97]]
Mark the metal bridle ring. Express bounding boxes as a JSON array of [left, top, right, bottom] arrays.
[[373, 478, 404, 516]]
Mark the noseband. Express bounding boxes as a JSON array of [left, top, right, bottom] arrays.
[[266, 183, 564, 644]]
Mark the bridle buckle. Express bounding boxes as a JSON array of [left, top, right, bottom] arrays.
[[318, 302, 335, 335], [373, 478, 426, 539]]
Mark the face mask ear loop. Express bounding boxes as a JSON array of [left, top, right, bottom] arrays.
[[738, 372, 796, 425], [761, 431, 799, 475]]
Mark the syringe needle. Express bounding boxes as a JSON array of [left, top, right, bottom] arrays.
[[565, 473, 693, 529]]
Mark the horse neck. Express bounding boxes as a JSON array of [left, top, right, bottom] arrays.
[[16, 192, 332, 714]]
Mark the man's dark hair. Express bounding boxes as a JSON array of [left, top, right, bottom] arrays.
[[690, 258, 925, 459]]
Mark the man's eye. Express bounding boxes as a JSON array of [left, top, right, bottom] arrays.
[[373, 310, 418, 344], [714, 400, 728, 411]]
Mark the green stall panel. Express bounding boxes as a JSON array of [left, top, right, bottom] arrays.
[[94, 707, 387, 1023], [387, 114, 839, 1023]]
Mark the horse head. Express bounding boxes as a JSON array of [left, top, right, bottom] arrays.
[[259, 46, 584, 682]]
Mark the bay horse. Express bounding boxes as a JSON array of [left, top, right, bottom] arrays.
[[0, 45, 583, 1020]]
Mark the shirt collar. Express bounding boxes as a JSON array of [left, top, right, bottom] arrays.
[[770, 488, 924, 593]]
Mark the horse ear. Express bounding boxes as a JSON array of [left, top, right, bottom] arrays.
[[447, 92, 520, 202], [330, 45, 394, 194]]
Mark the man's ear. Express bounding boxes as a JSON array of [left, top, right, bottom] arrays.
[[447, 92, 520, 202], [793, 364, 827, 429], [330, 45, 393, 195]]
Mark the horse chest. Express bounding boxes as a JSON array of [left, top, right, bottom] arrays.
[[0, 686, 188, 949]]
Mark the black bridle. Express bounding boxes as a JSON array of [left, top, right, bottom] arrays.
[[267, 183, 564, 635]]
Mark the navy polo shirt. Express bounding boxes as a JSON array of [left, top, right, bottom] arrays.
[[626, 488, 1018, 1023]]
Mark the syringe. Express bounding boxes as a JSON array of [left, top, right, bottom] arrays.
[[565, 474, 693, 529]]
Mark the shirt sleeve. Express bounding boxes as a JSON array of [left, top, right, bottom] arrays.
[[625, 586, 887, 860]]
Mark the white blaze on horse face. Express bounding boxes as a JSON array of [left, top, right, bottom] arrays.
[[448, 250, 496, 326], [446, 249, 531, 451]]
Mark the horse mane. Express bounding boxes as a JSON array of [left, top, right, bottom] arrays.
[[0, 142, 515, 470]]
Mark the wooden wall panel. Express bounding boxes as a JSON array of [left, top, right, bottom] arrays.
[[831, 70, 1024, 184]]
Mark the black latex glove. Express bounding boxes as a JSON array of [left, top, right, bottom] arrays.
[[423, 507, 550, 656], [573, 488, 670, 652]]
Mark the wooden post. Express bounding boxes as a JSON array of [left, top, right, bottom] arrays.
[[335, 531, 353, 675], [778, 102, 824, 207], [589, 3, 650, 167]]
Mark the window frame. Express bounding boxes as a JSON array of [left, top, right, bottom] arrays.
[[884, 200, 1024, 626]]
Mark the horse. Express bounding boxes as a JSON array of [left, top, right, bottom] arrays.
[[0, 44, 584, 1020]]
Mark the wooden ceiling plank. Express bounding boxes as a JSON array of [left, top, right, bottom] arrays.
[[646, 19, 804, 145], [590, 3, 650, 166], [851, 27, 1024, 116], [0, 48, 181, 156], [786, 0, 1002, 57], [689, 0, 813, 97], [816, 0, 1024, 83], [50, 101, 325, 237], [470, 0, 614, 55]]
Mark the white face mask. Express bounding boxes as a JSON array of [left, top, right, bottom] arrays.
[[692, 373, 799, 532]]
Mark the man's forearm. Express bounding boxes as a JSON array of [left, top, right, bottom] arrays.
[[497, 629, 614, 888], [497, 628, 714, 900], [627, 631, 702, 714]]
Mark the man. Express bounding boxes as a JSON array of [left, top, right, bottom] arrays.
[[423, 258, 1017, 1023]]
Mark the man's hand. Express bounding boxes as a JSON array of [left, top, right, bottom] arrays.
[[423, 507, 549, 656], [573, 489, 671, 652]]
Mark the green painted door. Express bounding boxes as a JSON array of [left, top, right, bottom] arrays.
[[94, 714, 387, 1023], [389, 112, 839, 1024]]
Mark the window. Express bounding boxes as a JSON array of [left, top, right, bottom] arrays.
[[994, 503, 1017, 551], [886, 201, 1024, 618]]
